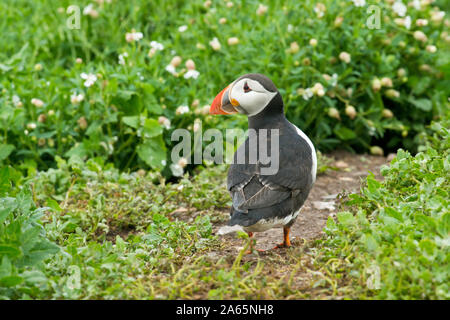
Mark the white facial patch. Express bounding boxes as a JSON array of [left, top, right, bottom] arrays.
[[229, 78, 277, 116]]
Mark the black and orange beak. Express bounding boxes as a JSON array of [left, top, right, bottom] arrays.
[[210, 84, 239, 115]]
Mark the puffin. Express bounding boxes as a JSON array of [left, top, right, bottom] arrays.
[[210, 73, 317, 251]]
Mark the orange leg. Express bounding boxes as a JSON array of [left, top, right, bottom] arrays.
[[246, 232, 255, 254], [246, 232, 265, 253], [273, 227, 291, 249]]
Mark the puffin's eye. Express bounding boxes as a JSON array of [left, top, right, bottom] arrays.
[[243, 82, 251, 93]]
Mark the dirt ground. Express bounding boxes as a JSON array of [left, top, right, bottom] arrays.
[[214, 151, 391, 252]]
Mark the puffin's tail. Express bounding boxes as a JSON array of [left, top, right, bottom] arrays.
[[216, 207, 252, 235]]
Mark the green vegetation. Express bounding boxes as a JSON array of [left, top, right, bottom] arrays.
[[0, 0, 449, 300], [0, 0, 448, 175], [1, 122, 448, 299], [317, 120, 449, 299]]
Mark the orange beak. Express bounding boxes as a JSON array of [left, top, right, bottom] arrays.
[[210, 85, 238, 115]]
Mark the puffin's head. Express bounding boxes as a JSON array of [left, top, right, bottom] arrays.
[[210, 73, 281, 117]]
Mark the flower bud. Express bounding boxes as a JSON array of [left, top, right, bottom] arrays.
[[227, 37, 239, 46], [77, 116, 88, 130], [385, 89, 400, 98], [372, 78, 382, 91], [370, 146, 384, 156], [382, 108, 394, 118], [328, 107, 340, 120], [185, 59, 196, 70], [170, 56, 182, 67], [345, 105, 357, 119]]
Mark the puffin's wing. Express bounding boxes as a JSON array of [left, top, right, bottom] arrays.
[[227, 124, 314, 213], [229, 174, 291, 213], [259, 125, 315, 190]]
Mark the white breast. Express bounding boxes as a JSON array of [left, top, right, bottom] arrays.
[[293, 125, 317, 184]]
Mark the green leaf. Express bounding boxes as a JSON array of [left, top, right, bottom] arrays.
[[337, 211, 356, 227], [0, 245, 22, 258], [366, 175, 382, 199], [362, 233, 378, 252], [333, 126, 357, 140], [385, 207, 403, 222], [46, 198, 62, 212], [136, 136, 167, 170], [0, 207, 13, 224], [0, 144, 15, 162], [20, 240, 59, 267], [22, 270, 47, 285], [122, 116, 139, 129], [408, 98, 432, 112], [0, 256, 12, 278], [0, 275, 23, 287], [117, 90, 136, 101], [142, 119, 162, 138]]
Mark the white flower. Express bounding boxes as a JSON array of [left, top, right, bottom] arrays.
[[256, 4, 268, 16], [83, 4, 99, 17], [178, 157, 188, 168], [413, 30, 427, 42], [430, 11, 445, 23], [118, 52, 128, 65], [392, 2, 407, 17], [412, 0, 421, 10], [27, 123, 37, 130], [227, 37, 239, 45], [158, 116, 171, 129], [178, 25, 188, 32], [31, 98, 44, 107], [426, 45, 437, 53], [165, 64, 177, 76], [302, 88, 314, 100], [71, 93, 84, 104], [209, 37, 221, 51], [80, 73, 97, 87], [150, 41, 164, 51], [416, 19, 428, 26], [352, 0, 366, 7], [185, 59, 196, 70], [170, 56, 182, 67], [83, 4, 93, 15], [309, 38, 318, 46], [329, 73, 338, 86], [125, 30, 143, 42], [314, 3, 326, 18], [170, 163, 184, 177], [12, 95, 21, 106], [184, 69, 200, 79], [176, 105, 190, 115], [404, 16, 411, 29], [287, 24, 294, 32], [339, 51, 351, 63]]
